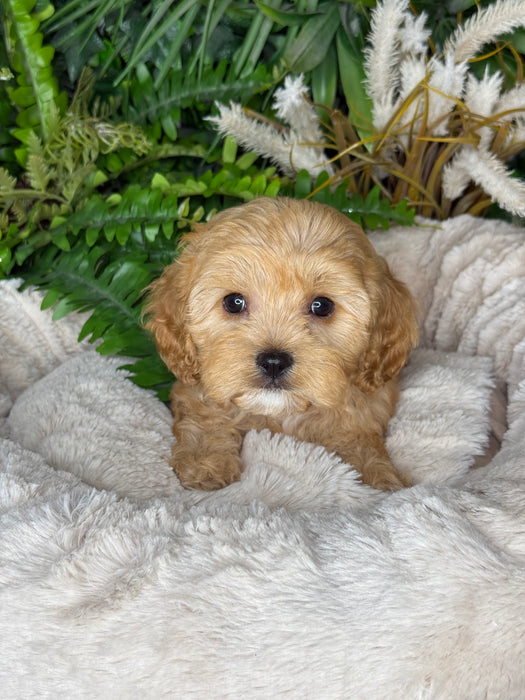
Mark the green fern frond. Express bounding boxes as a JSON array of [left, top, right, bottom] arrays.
[[24, 242, 151, 352], [127, 62, 275, 132], [46, 184, 180, 245], [22, 240, 174, 399], [151, 161, 280, 202], [11, 199, 29, 226], [26, 128, 45, 157], [27, 154, 51, 191], [2, 0, 67, 162], [287, 170, 416, 230], [0, 166, 17, 192]]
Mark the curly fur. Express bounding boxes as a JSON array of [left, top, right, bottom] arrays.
[[145, 197, 418, 490]]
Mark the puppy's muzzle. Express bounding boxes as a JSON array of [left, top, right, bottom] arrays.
[[256, 350, 294, 387]]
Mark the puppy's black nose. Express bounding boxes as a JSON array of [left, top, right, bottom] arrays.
[[256, 350, 294, 381]]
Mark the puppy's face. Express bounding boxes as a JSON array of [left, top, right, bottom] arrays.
[[146, 197, 418, 418]]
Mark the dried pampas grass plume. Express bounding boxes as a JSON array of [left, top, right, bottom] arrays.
[[207, 75, 333, 178]]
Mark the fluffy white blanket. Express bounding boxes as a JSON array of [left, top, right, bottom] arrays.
[[0, 215, 524, 698]]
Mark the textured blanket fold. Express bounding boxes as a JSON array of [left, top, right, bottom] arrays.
[[0, 214, 524, 698]]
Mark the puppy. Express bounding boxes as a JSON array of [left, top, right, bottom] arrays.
[[145, 197, 418, 491]]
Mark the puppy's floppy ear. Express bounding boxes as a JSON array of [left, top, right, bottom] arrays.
[[143, 249, 200, 384], [355, 257, 418, 394]]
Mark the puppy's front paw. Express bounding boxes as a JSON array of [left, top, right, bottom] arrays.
[[364, 464, 411, 492], [171, 450, 243, 491]]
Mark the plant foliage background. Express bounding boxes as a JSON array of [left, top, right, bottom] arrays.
[[1, 0, 524, 399]]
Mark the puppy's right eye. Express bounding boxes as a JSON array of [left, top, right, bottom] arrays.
[[310, 296, 335, 317], [223, 293, 246, 314]]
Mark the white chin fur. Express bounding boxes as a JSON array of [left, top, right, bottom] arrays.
[[235, 389, 305, 417]]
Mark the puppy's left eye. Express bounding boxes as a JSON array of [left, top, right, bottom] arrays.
[[223, 293, 246, 314], [310, 296, 335, 318]]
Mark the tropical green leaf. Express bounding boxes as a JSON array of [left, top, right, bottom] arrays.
[[229, 1, 277, 79], [255, 1, 315, 27], [283, 3, 340, 73], [115, 0, 201, 89], [311, 40, 338, 110], [336, 26, 373, 139]]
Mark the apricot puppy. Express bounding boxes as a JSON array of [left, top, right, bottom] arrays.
[[145, 197, 418, 491]]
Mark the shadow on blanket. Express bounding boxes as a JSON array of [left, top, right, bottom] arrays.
[[0, 214, 524, 698]]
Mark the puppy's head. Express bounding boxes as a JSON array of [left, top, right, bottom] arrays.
[[144, 197, 418, 417]]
